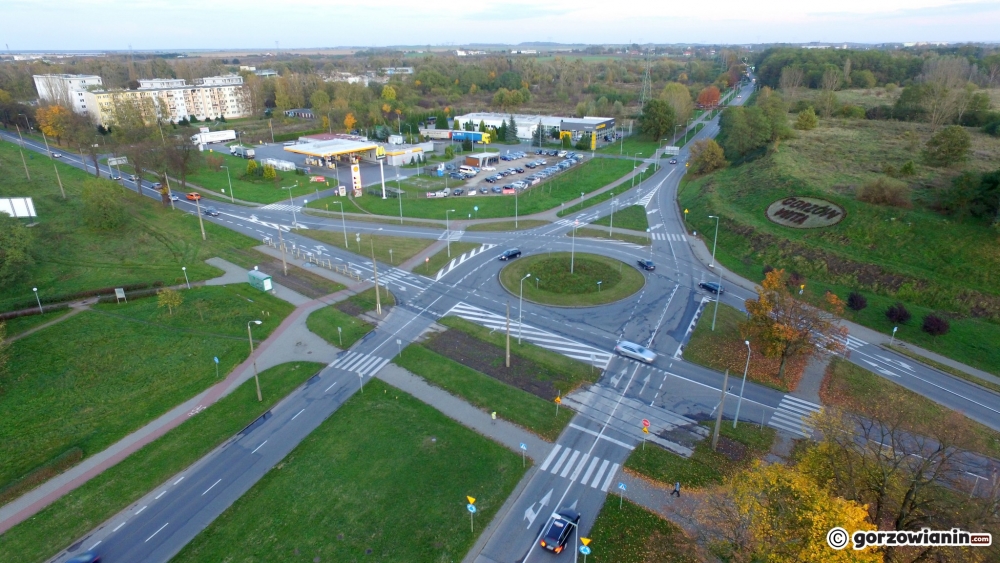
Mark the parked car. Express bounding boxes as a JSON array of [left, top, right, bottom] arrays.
[[485, 175, 498, 183], [203, 206, 220, 217], [637, 259, 655, 271], [512, 180, 527, 189], [525, 162, 537, 169], [467, 189, 476, 196], [452, 188, 464, 196], [499, 248, 521, 260], [515, 167, 525, 173], [66, 552, 101, 563], [480, 187, 489, 194], [557, 150, 568, 157], [435, 190, 450, 197], [449, 172, 464, 179], [539, 510, 580, 554], [614, 340, 657, 363], [445, 164, 456, 171], [491, 185, 503, 194], [699, 281, 725, 295], [483, 166, 496, 171], [186, 192, 202, 200]]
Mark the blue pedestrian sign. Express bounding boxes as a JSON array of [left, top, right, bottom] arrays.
[[618, 482, 627, 492], [580, 545, 591, 555], [520, 443, 527, 450], [474, 206, 479, 212], [467, 503, 477, 513], [213, 357, 219, 364]]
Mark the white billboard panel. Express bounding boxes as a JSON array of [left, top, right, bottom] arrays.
[[0, 197, 37, 218]]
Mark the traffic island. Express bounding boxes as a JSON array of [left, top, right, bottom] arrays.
[[498, 252, 644, 307]]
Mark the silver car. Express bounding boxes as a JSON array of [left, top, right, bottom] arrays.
[[614, 340, 657, 363]]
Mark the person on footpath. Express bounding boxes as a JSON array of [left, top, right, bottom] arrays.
[[671, 482, 681, 497]]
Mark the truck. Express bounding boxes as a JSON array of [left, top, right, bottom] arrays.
[[451, 131, 490, 143], [190, 130, 237, 145], [230, 145, 256, 159]]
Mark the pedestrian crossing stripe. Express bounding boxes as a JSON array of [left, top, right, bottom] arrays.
[[445, 302, 613, 368], [768, 395, 822, 438], [539, 445, 619, 491], [433, 244, 497, 281], [650, 233, 687, 241], [374, 268, 427, 290], [329, 351, 391, 376], [259, 203, 303, 212], [437, 230, 465, 241]]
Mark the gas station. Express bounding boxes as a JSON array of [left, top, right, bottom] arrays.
[[283, 134, 387, 197]]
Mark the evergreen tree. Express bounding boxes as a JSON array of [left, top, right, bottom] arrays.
[[507, 114, 518, 142], [479, 120, 487, 133], [498, 119, 508, 143]]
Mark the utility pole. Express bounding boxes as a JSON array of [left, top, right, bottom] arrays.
[[505, 302, 511, 368], [164, 174, 175, 210], [277, 227, 288, 275], [195, 196, 206, 240], [371, 239, 382, 315], [711, 370, 730, 451], [53, 164, 65, 199]]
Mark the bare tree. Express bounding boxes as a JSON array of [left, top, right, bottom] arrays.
[[779, 67, 804, 101], [843, 57, 853, 87], [822, 67, 843, 91], [162, 135, 203, 189]]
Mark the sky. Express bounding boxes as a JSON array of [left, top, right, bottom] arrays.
[[4, 0, 999, 51]]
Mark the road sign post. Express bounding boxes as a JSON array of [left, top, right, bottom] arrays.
[[213, 356, 219, 378], [520, 442, 527, 467], [642, 425, 649, 449], [617, 482, 626, 509], [337, 326, 342, 346], [358, 371, 364, 393], [580, 540, 592, 562], [554, 394, 561, 416], [467, 496, 477, 532]]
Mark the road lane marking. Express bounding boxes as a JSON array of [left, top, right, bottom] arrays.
[[325, 382, 337, 392], [590, 460, 610, 488], [539, 445, 561, 471], [291, 408, 305, 421], [202, 479, 222, 496], [580, 457, 599, 485], [155, 491, 166, 499], [568, 423, 635, 450], [89, 541, 101, 550], [252, 440, 268, 454], [145, 522, 168, 543], [550, 448, 571, 475], [559, 450, 581, 478], [568, 454, 590, 482], [135, 505, 146, 515], [113, 522, 126, 532], [601, 463, 620, 492], [173, 476, 184, 485]]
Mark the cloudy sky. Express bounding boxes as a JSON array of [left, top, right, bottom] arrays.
[[5, 0, 999, 50]]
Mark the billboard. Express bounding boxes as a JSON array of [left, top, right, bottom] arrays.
[[351, 164, 362, 197], [0, 197, 37, 218]]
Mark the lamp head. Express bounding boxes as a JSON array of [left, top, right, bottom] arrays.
[[33, 287, 37, 292], [252, 320, 262, 325]]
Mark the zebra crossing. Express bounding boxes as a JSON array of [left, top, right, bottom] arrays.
[[438, 230, 465, 241], [434, 244, 497, 281], [445, 302, 613, 368], [817, 333, 867, 353], [259, 203, 303, 212], [650, 233, 687, 242], [539, 444, 620, 492], [376, 268, 428, 291], [637, 187, 659, 207], [328, 351, 391, 377], [768, 395, 822, 438]]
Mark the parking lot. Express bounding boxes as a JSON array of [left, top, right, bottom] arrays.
[[425, 149, 587, 199]]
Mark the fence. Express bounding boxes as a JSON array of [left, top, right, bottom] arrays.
[[262, 237, 363, 282]]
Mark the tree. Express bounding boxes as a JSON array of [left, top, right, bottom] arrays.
[[262, 164, 277, 180], [246, 159, 258, 176], [689, 139, 727, 174], [82, 178, 129, 230], [922, 313, 950, 337], [35, 105, 72, 145], [478, 120, 486, 133], [660, 82, 694, 124], [696, 85, 721, 108], [756, 88, 790, 141], [380, 85, 396, 101], [64, 111, 103, 178], [444, 145, 455, 159], [847, 292, 867, 311], [343, 112, 357, 132], [886, 302, 911, 324], [923, 125, 971, 167], [507, 113, 518, 142], [638, 99, 675, 142], [778, 67, 804, 100], [795, 107, 819, 130], [0, 214, 33, 285], [743, 269, 847, 383], [309, 90, 330, 112], [157, 288, 183, 316], [163, 138, 203, 189]]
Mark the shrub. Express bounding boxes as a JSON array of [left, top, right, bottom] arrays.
[[790, 100, 814, 113], [787, 271, 805, 292], [205, 154, 224, 171], [794, 108, 818, 130], [838, 105, 866, 119], [82, 179, 129, 230], [899, 160, 916, 177], [922, 313, 950, 337], [856, 177, 911, 208], [865, 105, 894, 120], [922, 125, 971, 168], [847, 292, 867, 311], [886, 302, 911, 324], [763, 265, 774, 277]]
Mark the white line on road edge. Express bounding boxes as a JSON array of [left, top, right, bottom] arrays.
[[252, 440, 268, 454], [135, 505, 146, 515], [155, 490, 166, 500], [173, 476, 184, 485], [568, 424, 635, 450], [202, 479, 221, 496], [291, 408, 305, 421], [112, 522, 126, 532], [145, 522, 168, 543], [88, 541, 101, 550]]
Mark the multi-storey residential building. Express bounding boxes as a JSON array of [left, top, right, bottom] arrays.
[[82, 75, 249, 125], [33, 74, 104, 114]]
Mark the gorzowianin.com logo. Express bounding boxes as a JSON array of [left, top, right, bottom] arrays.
[[827, 527, 992, 550]]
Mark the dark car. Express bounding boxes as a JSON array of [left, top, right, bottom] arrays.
[[445, 164, 456, 171], [699, 281, 724, 295], [66, 552, 101, 563], [539, 510, 580, 554], [637, 259, 655, 271], [492, 185, 503, 193], [449, 172, 464, 179], [452, 188, 464, 196], [203, 206, 220, 217], [499, 248, 521, 260], [515, 167, 525, 173]]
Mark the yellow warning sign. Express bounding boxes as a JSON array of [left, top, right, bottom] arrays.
[[581, 538, 591, 546], [642, 427, 649, 434], [554, 396, 562, 404], [467, 496, 476, 505]]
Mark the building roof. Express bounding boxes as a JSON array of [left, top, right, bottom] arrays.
[[465, 152, 501, 161], [284, 138, 380, 158]]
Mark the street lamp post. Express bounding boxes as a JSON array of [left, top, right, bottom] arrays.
[[379, 159, 387, 199], [248, 320, 263, 401], [445, 209, 456, 257], [570, 220, 578, 274], [332, 200, 348, 248], [32, 287, 42, 314], [708, 215, 720, 268], [14, 123, 30, 180], [518, 272, 531, 344], [631, 152, 642, 189], [282, 182, 300, 227], [221, 165, 234, 203], [608, 195, 616, 237], [181, 266, 191, 289], [733, 341, 751, 427]]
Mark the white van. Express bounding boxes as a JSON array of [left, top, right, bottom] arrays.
[[458, 165, 478, 176]]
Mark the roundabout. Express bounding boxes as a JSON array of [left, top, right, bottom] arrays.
[[498, 252, 646, 307]]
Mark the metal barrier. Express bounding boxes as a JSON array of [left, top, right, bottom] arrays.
[[260, 238, 363, 282]]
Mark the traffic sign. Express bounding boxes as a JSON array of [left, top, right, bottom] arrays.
[[642, 418, 650, 428], [474, 206, 478, 211], [642, 427, 649, 434], [467, 503, 477, 513], [467, 496, 476, 504], [554, 396, 562, 404], [580, 545, 592, 555], [213, 357, 219, 364], [581, 537, 591, 546], [520, 443, 527, 450], [618, 482, 627, 491]]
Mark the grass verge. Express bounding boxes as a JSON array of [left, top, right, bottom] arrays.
[[171, 379, 526, 562], [411, 242, 480, 277], [306, 306, 372, 349], [821, 357, 1000, 459], [557, 163, 659, 217], [175, 152, 300, 204], [302, 208, 443, 230], [591, 205, 650, 231], [465, 219, 551, 231], [587, 499, 699, 563], [0, 362, 325, 563], [395, 345, 572, 440], [498, 252, 645, 307], [0, 284, 293, 492], [1, 308, 74, 337], [303, 230, 433, 267], [573, 227, 650, 246]]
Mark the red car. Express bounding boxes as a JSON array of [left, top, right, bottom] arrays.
[[186, 192, 202, 201]]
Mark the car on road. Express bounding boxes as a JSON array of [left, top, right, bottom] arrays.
[[669, 159, 678, 164], [637, 259, 655, 271], [169, 193, 180, 201], [129, 174, 139, 182], [499, 248, 521, 260], [151, 182, 162, 189], [52, 152, 62, 158], [66, 551, 101, 563], [539, 510, 580, 554], [186, 192, 202, 200], [203, 206, 220, 217], [111, 174, 122, 181], [615, 340, 657, 363], [699, 281, 725, 295]]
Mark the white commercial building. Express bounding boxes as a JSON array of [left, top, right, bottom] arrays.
[[33, 74, 104, 114], [451, 112, 616, 141]]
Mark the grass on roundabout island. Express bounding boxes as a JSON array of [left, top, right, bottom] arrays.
[[498, 252, 645, 307]]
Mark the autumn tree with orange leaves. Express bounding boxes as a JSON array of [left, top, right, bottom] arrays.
[[36, 105, 72, 145], [743, 269, 847, 382], [697, 86, 721, 108]]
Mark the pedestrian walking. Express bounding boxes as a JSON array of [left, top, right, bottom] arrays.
[[491, 411, 497, 425], [671, 482, 681, 497]]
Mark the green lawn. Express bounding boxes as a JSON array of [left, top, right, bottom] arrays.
[[591, 205, 650, 231], [625, 423, 775, 488], [314, 158, 635, 220], [306, 305, 373, 349], [395, 345, 573, 441], [171, 379, 526, 563], [412, 242, 480, 276], [303, 207, 444, 230], [596, 136, 663, 156], [498, 252, 646, 307], [0, 284, 293, 493], [573, 227, 650, 246], [346, 286, 396, 310], [306, 174, 467, 212], [587, 499, 699, 563], [677, 116, 1000, 374], [169, 151, 301, 204], [0, 141, 260, 312], [557, 163, 659, 217], [1, 308, 74, 337], [303, 231, 433, 266], [465, 219, 551, 231], [0, 362, 324, 563]]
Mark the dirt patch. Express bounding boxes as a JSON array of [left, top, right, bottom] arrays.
[[714, 436, 749, 463], [335, 300, 366, 317], [423, 330, 561, 400], [228, 249, 343, 299]]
